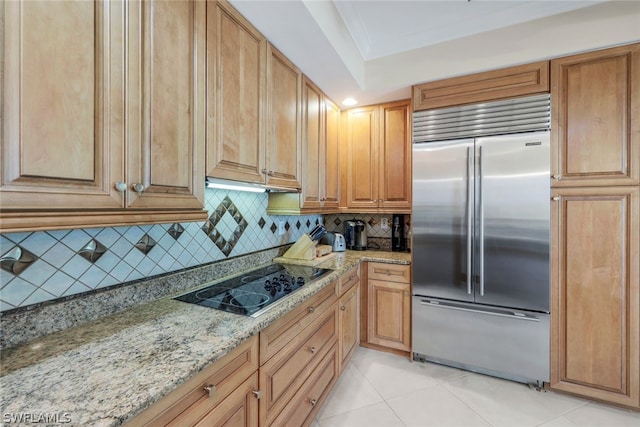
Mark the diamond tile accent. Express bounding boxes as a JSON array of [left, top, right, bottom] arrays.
[[285, 221, 290, 231], [78, 239, 108, 263], [368, 217, 378, 227], [270, 223, 277, 233], [306, 219, 311, 227], [135, 234, 157, 255], [202, 196, 248, 257], [1, 246, 37, 275], [258, 217, 266, 229], [168, 223, 184, 240], [296, 220, 301, 229], [333, 218, 342, 226]]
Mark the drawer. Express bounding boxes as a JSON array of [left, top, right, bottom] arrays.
[[128, 335, 259, 426], [260, 280, 338, 364], [267, 344, 339, 427], [260, 306, 338, 425], [368, 262, 410, 284], [337, 265, 359, 296]]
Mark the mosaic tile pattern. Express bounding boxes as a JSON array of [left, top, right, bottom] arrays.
[[0, 189, 322, 312]]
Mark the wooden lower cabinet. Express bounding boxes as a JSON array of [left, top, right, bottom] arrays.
[[338, 267, 360, 373], [550, 186, 639, 409], [126, 335, 259, 426], [366, 263, 411, 353]]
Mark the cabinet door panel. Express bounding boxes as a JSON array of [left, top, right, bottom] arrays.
[[127, 0, 204, 209], [367, 279, 411, 351], [301, 78, 323, 209], [551, 187, 639, 407], [323, 97, 340, 210], [339, 284, 359, 372], [1, 0, 123, 209], [265, 45, 301, 189], [379, 100, 411, 209], [206, 0, 265, 184], [342, 106, 378, 209], [551, 44, 640, 186]]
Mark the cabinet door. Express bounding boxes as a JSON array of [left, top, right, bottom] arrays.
[[551, 43, 640, 187], [339, 283, 359, 373], [367, 279, 411, 351], [1, 0, 124, 210], [550, 187, 639, 408], [126, 0, 205, 210], [301, 77, 323, 209], [379, 100, 411, 210], [341, 106, 379, 210], [194, 373, 259, 427], [206, 0, 266, 184], [265, 44, 301, 189], [323, 97, 341, 211]]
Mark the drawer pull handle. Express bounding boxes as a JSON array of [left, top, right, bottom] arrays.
[[340, 305, 346, 311], [309, 398, 317, 406], [309, 346, 316, 354], [203, 384, 216, 398], [308, 306, 315, 314], [252, 390, 263, 400]]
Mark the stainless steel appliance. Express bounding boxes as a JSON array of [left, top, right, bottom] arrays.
[[175, 263, 331, 317], [392, 214, 407, 252], [344, 219, 367, 250], [411, 94, 551, 385], [332, 233, 346, 252]]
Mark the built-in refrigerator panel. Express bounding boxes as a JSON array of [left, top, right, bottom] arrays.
[[412, 139, 475, 302], [474, 132, 550, 312]]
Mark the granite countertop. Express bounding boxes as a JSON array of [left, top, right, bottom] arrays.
[[0, 250, 410, 426]]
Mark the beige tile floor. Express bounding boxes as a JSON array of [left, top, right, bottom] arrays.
[[313, 347, 640, 427]]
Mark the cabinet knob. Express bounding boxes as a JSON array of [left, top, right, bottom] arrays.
[[309, 398, 317, 406], [252, 390, 263, 400], [551, 196, 560, 201], [340, 305, 346, 311], [551, 174, 560, 180], [203, 384, 216, 398], [309, 346, 316, 354], [132, 183, 144, 196], [114, 182, 127, 193], [308, 306, 315, 314]]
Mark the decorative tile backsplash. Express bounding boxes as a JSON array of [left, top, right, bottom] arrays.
[[0, 189, 322, 312]]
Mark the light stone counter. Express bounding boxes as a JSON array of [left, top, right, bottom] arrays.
[[0, 250, 410, 426]]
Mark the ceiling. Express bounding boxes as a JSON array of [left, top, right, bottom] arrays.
[[229, 0, 640, 107]]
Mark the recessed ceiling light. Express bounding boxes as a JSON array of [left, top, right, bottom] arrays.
[[342, 98, 358, 106]]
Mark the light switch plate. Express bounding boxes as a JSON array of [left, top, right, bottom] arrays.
[[381, 218, 389, 230], [278, 220, 285, 235]]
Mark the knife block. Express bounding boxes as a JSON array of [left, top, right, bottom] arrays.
[[280, 234, 317, 260]]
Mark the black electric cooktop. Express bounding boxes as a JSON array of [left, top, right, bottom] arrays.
[[174, 263, 332, 317]]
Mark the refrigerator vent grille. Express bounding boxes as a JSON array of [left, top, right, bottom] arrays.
[[412, 94, 550, 142]]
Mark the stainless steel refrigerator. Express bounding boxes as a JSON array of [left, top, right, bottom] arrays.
[[411, 94, 551, 385]]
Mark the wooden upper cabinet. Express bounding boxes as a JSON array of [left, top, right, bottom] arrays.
[[323, 97, 341, 210], [551, 43, 640, 187], [300, 77, 324, 210], [379, 100, 412, 210], [265, 44, 301, 190], [341, 105, 379, 211], [550, 186, 639, 408], [413, 61, 549, 111], [206, 0, 266, 184], [341, 100, 411, 213], [0, 0, 207, 232], [1, 0, 124, 211], [127, 0, 205, 210]]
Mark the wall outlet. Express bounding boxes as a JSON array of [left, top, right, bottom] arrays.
[[278, 220, 286, 235], [381, 218, 389, 230]]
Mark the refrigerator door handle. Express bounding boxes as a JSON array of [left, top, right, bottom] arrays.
[[478, 145, 485, 296], [419, 299, 541, 322], [466, 146, 473, 295]]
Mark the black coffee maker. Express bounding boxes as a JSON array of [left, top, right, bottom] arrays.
[[392, 214, 406, 252], [344, 219, 367, 250]]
